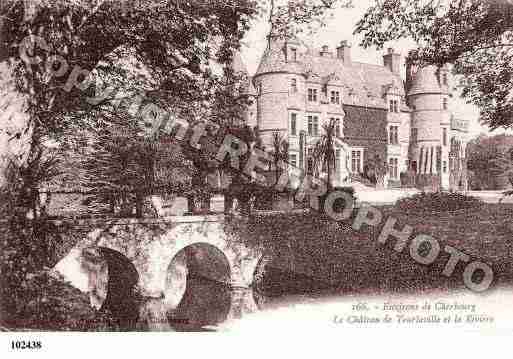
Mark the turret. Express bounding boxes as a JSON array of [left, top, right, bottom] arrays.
[[407, 65, 452, 188], [253, 37, 304, 146]]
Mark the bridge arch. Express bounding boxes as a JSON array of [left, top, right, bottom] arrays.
[[81, 246, 140, 328], [165, 242, 232, 328], [55, 216, 266, 325]]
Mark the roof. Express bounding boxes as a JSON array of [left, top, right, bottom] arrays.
[[408, 65, 448, 96], [254, 39, 406, 109], [231, 51, 257, 96], [254, 38, 306, 76]]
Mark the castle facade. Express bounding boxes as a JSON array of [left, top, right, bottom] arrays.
[[247, 38, 469, 190]]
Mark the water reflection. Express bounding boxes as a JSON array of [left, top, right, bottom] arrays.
[[99, 247, 326, 331], [168, 273, 232, 331]]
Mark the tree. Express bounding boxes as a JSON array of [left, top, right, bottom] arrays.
[[270, 132, 289, 185], [312, 118, 337, 191], [0, 0, 258, 218], [363, 154, 388, 189], [266, 0, 353, 41], [466, 134, 513, 189], [355, 0, 513, 130], [1, 0, 357, 218]]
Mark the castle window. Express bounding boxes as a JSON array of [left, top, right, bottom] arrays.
[[411, 160, 418, 173], [351, 150, 363, 173], [290, 48, 297, 62], [290, 113, 297, 136], [389, 99, 399, 113], [308, 116, 319, 136], [289, 153, 297, 168], [335, 118, 341, 137], [443, 98, 448, 110], [308, 88, 318, 102], [389, 125, 399, 145], [443, 160, 447, 173], [291, 78, 297, 93], [330, 117, 341, 136], [442, 128, 447, 146], [330, 91, 340, 104], [389, 158, 399, 179], [411, 128, 418, 143], [442, 73, 448, 86]]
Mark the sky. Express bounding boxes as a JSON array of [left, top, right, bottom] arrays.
[[238, 0, 503, 139]]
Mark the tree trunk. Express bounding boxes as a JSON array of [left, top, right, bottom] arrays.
[[224, 192, 234, 214], [135, 191, 143, 218]]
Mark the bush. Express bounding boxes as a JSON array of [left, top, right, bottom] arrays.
[[0, 219, 120, 331], [0, 269, 119, 331], [319, 186, 356, 216], [395, 191, 482, 213], [0, 159, 118, 331]]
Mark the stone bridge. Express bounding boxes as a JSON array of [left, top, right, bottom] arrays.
[[54, 215, 266, 329]]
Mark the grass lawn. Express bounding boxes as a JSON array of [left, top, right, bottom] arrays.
[[248, 203, 513, 298]]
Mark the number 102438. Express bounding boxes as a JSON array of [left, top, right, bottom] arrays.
[[11, 340, 42, 350]]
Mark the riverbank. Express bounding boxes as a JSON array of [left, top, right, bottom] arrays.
[[247, 203, 513, 299]]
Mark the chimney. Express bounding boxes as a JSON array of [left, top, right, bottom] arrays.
[[383, 48, 401, 75], [320, 45, 332, 57], [336, 40, 351, 65]]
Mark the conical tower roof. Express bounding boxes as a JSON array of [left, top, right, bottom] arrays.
[[254, 37, 306, 77], [408, 65, 448, 96]]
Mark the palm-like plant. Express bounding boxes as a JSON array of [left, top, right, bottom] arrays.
[[270, 132, 290, 186], [312, 118, 337, 191]]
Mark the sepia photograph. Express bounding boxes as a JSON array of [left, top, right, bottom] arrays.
[[1, 0, 513, 355]]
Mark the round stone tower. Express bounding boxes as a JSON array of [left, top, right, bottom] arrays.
[[407, 64, 452, 189], [252, 37, 305, 147]]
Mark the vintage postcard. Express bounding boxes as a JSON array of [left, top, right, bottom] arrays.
[[1, 0, 512, 356]]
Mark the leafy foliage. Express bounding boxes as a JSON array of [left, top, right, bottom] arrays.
[[362, 154, 388, 188], [466, 134, 513, 189], [0, 159, 117, 330], [395, 191, 482, 213], [312, 118, 338, 190], [267, 0, 353, 40], [0, 0, 258, 217], [355, 0, 513, 130]]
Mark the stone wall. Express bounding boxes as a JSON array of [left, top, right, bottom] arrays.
[[343, 105, 388, 166]]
